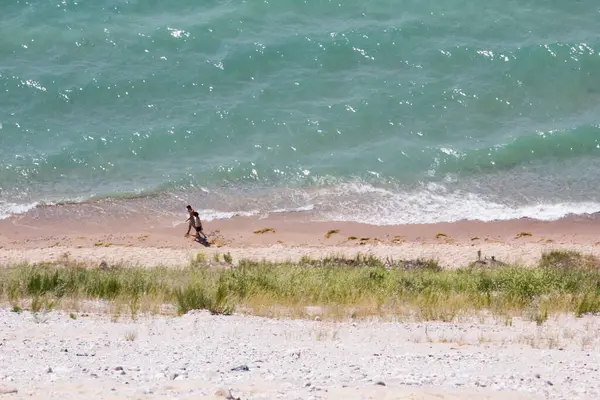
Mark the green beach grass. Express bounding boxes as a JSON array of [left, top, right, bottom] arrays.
[[1, 251, 600, 322]]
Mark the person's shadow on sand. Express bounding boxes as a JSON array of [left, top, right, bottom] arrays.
[[195, 236, 210, 247]]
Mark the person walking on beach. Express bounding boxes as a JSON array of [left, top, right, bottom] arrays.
[[184, 205, 196, 237], [193, 211, 207, 240]]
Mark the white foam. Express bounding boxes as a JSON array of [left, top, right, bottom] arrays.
[[201, 209, 260, 221], [313, 182, 600, 225], [271, 204, 315, 214], [0, 201, 38, 220], [199, 205, 315, 222]]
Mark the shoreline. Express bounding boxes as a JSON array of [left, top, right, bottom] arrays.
[[2, 205, 600, 267]]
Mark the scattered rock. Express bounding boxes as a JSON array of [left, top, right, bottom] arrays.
[[47, 367, 53, 373], [375, 381, 386, 386], [114, 366, 124, 371], [546, 380, 554, 386], [120, 370, 126, 375], [226, 390, 241, 400], [231, 365, 249, 372], [305, 382, 311, 387], [535, 373, 541, 379], [169, 373, 179, 380], [215, 389, 241, 400], [314, 316, 322, 322], [98, 261, 108, 270]]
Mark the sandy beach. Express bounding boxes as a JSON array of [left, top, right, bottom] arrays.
[[3, 206, 600, 399], [2, 205, 600, 268]]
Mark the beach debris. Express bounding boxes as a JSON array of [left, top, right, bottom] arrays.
[[469, 256, 506, 268], [253, 228, 275, 234], [230, 365, 249, 372], [470, 250, 506, 269], [515, 232, 532, 239], [324, 229, 340, 239], [391, 236, 404, 244], [489, 256, 507, 267], [435, 232, 447, 239]]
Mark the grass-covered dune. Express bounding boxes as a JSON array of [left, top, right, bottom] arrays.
[[1, 250, 599, 323]]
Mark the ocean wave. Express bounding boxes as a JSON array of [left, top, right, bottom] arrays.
[[0, 201, 38, 220], [2, 184, 599, 226], [312, 182, 600, 225]]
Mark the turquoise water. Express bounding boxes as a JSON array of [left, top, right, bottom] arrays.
[[2, 0, 600, 223]]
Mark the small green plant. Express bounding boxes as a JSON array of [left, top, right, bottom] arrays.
[[534, 309, 548, 326], [31, 296, 43, 313], [124, 331, 137, 341], [129, 296, 140, 320], [69, 313, 77, 320], [539, 250, 597, 270], [223, 252, 233, 264], [325, 229, 340, 239], [212, 253, 220, 263], [576, 294, 600, 317], [11, 305, 22, 313], [195, 252, 207, 264]]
